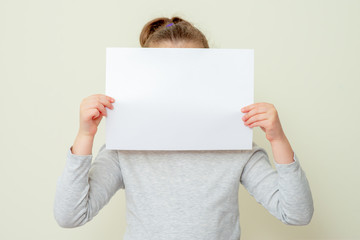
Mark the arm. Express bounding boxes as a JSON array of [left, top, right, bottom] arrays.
[[54, 144, 125, 228], [54, 94, 123, 228], [240, 143, 313, 225], [240, 103, 314, 225]]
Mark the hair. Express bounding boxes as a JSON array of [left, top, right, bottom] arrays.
[[139, 16, 209, 48]]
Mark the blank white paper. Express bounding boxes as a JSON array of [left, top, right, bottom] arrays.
[[106, 48, 253, 150]]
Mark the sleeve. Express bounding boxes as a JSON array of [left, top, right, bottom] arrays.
[[53, 144, 125, 228], [240, 143, 314, 225]]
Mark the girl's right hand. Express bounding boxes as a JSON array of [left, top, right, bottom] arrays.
[[78, 94, 115, 137]]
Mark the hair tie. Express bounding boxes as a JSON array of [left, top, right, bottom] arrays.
[[166, 23, 174, 27]]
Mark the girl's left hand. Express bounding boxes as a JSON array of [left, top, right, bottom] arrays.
[[241, 102, 286, 142]]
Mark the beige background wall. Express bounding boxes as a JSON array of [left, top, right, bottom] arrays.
[[1, 0, 359, 239]]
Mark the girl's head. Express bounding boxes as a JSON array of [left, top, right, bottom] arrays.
[[139, 16, 209, 48]]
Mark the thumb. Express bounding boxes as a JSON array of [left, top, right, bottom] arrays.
[[92, 111, 100, 120]]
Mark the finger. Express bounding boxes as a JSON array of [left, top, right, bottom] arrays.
[[87, 109, 100, 120], [84, 98, 107, 115], [241, 102, 272, 113], [248, 120, 268, 129], [92, 113, 100, 120], [98, 95, 114, 110], [241, 103, 262, 113], [244, 113, 268, 126], [99, 94, 115, 104], [106, 95, 115, 103], [241, 104, 255, 113], [242, 107, 267, 122], [90, 102, 107, 117]]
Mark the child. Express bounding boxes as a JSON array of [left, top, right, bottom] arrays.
[[54, 17, 314, 240]]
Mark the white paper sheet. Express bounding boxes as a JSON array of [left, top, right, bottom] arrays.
[[106, 48, 253, 150]]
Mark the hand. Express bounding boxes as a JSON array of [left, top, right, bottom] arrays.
[[78, 94, 115, 137], [241, 102, 285, 142]]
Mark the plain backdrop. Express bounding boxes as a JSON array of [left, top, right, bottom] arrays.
[[1, 0, 359, 239]]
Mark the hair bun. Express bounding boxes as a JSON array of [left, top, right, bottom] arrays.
[[139, 16, 208, 48], [140, 17, 170, 47]]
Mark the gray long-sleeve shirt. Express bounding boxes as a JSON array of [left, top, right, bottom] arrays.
[[54, 142, 313, 240]]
